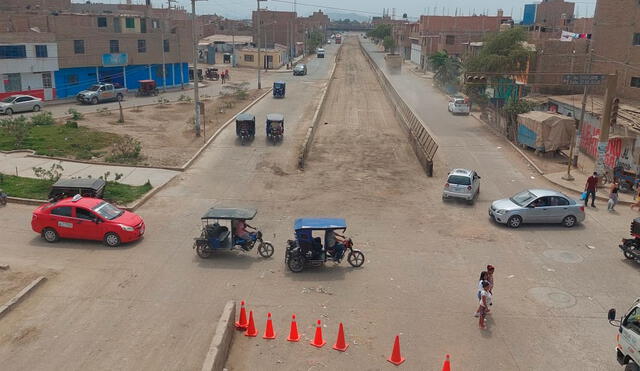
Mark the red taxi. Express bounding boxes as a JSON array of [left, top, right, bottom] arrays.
[[31, 195, 145, 247]]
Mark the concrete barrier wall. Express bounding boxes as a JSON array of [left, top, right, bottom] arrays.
[[298, 44, 344, 169], [358, 39, 439, 176]]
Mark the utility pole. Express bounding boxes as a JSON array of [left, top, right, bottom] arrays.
[[563, 44, 592, 181], [256, 0, 266, 89], [231, 22, 236, 67], [191, 0, 206, 137], [595, 72, 619, 175]]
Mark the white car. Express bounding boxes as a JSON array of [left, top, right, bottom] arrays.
[[442, 168, 481, 204], [0, 95, 43, 115], [448, 96, 471, 115]]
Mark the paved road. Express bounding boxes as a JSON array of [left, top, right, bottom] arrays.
[[0, 34, 636, 371], [0, 44, 340, 370], [361, 36, 635, 369]]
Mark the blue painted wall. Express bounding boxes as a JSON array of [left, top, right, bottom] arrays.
[[54, 63, 189, 98], [521, 4, 537, 25]]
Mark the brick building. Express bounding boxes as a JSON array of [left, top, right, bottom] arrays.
[[536, 0, 575, 31], [418, 11, 512, 57], [298, 10, 330, 42], [0, 0, 193, 100], [590, 0, 640, 101], [252, 10, 297, 51]]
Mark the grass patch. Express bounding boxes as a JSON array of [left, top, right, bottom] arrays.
[[0, 123, 120, 160], [0, 175, 152, 204]]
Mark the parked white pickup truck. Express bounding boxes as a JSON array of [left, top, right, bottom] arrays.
[[608, 298, 640, 370], [76, 83, 126, 105]]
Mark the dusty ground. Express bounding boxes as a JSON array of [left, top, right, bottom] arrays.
[[78, 89, 264, 167], [0, 269, 43, 307]]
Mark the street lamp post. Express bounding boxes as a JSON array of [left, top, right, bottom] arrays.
[[191, 0, 206, 137], [257, 0, 267, 89]]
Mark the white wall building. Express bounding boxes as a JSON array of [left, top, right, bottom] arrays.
[[0, 42, 59, 100]]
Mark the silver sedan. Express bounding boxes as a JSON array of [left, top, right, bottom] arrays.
[[489, 189, 585, 228], [0, 95, 43, 115]]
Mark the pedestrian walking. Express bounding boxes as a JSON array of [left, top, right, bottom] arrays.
[[486, 265, 495, 294], [478, 281, 492, 330], [584, 172, 598, 207], [221, 72, 226, 84], [608, 182, 619, 212], [474, 271, 490, 317]]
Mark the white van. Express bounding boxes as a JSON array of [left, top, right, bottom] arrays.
[[317, 48, 325, 58], [608, 298, 640, 370]]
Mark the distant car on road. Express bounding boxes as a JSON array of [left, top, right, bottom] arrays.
[[317, 48, 325, 58], [76, 83, 126, 105], [489, 189, 585, 228], [293, 64, 308, 76], [448, 96, 471, 115], [442, 168, 480, 204], [31, 195, 145, 247], [0, 95, 43, 115]]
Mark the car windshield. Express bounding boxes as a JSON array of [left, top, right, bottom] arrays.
[[92, 201, 123, 220], [88, 85, 101, 91], [447, 175, 471, 185], [510, 191, 537, 206], [2, 97, 16, 103]]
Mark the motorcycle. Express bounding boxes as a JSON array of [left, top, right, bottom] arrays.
[[619, 218, 640, 264]]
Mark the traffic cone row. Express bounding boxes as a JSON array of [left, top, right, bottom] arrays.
[[235, 300, 451, 368]]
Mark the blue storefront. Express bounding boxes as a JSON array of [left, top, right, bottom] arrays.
[[54, 60, 189, 99]]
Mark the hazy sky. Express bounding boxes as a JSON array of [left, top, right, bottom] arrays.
[[77, 0, 598, 20]]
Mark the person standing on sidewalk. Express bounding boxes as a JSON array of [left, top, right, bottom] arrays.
[[608, 182, 619, 212], [584, 172, 598, 207], [475, 271, 490, 317]]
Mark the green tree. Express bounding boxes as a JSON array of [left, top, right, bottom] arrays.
[[366, 24, 392, 40], [465, 27, 532, 74], [429, 51, 462, 87], [306, 30, 324, 54], [383, 36, 395, 53], [504, 98, 537, 125]]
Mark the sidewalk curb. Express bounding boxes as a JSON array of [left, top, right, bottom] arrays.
[[201, 300, 235, 371], [542, 175, 635, 205], [298, 44, 342, 169], [0, 276, 46, 320], [469, 112, 545, 175]]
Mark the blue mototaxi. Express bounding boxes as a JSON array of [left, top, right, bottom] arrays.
[[193, 207, 274, 259], [284, 218, 365, 272], [273, 81, 285, 98]]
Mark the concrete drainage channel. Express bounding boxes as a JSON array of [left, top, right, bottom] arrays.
[[0, 275, 47, 320]]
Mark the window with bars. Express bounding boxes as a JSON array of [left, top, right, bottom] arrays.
[[138, 39, 146, 53], [110, 40, 120, 53], [35, 45, 48, 58], [4, 73, 22, 92], [74, 40, 85, 54], [42, 72, 52, 88]]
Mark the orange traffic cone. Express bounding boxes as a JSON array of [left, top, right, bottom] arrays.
[[263, 312, 276, 339], [332, 322, 349, 352], [244, 310, 258, 337], [235, 300, 248, 330], [441, 354, 451, 371], [287, 314, 301, 342], [387, 335, 405, 365], [310, 319, 326, 348]]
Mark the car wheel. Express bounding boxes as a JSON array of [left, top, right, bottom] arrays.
[[42, 228, 59, 243], [625, 362, 639, 371], [507, 215, 522, 228], [91, 97, 99, 105], [195, 241, 212, 258], [562, 215, 577, 228], [103, 232, 121, 247], [32, 105, 41, 112], [5, 108, 13, 115]]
